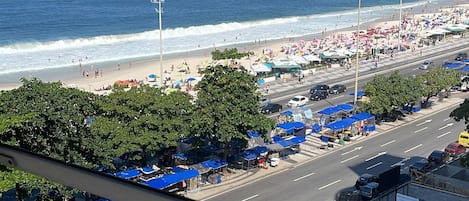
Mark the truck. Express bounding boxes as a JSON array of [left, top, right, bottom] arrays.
[[359, 166, 404, 200]]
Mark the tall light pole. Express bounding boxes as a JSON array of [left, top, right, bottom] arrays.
[[353, 0, 361, 107], [398, 0, 402, 54], [151, 0, 165, 85]]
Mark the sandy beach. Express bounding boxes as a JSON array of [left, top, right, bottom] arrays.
[[1, 1, 467, 93]]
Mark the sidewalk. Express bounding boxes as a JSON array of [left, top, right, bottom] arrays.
[[259, 37, 469, 96], [186, 93, 468, 201]]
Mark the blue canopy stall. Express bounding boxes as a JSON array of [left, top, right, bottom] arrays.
[[143, 169, 199, 190], [351, 112, 376, 133], [115, 168, 141, 180]]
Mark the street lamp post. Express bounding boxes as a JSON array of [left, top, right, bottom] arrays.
[[398, 0, 403, 54], [151, 0, 165, 85], [353, 0, 361, 107]]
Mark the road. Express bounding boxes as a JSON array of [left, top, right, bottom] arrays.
[[264, 42, 469, 115], [206, 102, 466, 201], [202, 42, 469, 201]]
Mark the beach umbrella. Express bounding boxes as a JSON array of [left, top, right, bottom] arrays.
[[148, 74, 156, 79], [174, 80, 182, 86], [187, 77, 197, 82]]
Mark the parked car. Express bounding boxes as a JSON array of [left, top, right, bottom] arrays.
[[259, 97, 271, 108], [427, 150, 450, 165], [310, 84, 330, 94], [409, 159, 432, 173], [310, 90, 328, 101], [455, 52, 467, 61], [260, 103, 283, 114], [287, 95, 308, 107], [329, 84, 347, 94], [419, 60, 434, 70], [444, 142, 466, 156], [354, 173, 378, 190]]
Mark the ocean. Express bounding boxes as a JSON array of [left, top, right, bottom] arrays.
[[0, 0, 451, 83]]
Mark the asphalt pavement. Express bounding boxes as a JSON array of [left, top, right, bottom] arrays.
[[185, 37, 469, 201]]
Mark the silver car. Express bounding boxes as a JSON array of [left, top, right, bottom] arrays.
[[259, 97, 271, 108], [419, 60, 433, 70]]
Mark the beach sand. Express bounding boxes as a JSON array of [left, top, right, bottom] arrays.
[[0, 0, 465, 93]]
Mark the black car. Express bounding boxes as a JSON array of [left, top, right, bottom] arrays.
[[427, 150, 450, 165], [409, 159, 432, 173], [354, 173, 378, 190], [310, 84, 330, 94], [261, 103, 283, 114], [329, 84, 347, 94], [310, 90, 328, 101], [455, 52, 467, 61]]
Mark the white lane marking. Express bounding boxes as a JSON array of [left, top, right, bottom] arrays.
[[341, 146, 363, 156], [414, 127, 428, 133], [340, 155, 360, 163], [241, 194, 259, 201], [443, 118, 450, 122], [365, 152, 386, 162], [380, 140, 396, 147], [366, 162, 383, 170], [332, 95, 345, 100], [437, 131, 451, 139], [391, 158, 409, 167], [416, 119, 432, 126], [318, 180, 342, 190], [404, 144, 423, 153], [293, 172, 316, 182], [438, 123, 454, 130]]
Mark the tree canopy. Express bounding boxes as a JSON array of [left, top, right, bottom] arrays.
[[420, 67, 460, 103], [192, 65, 276, 159], [211, 48, 253, 60]]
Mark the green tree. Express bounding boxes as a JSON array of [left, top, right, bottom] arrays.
[[450, 98, 469, 129], [90, 85, 194, 168], [192, 65, 276, 160], [0, 78, 102, 200], [362, 71, 424, 115], [211, 48, 253, 61], [421, 68, 460, 105]]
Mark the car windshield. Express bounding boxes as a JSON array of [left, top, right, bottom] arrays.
[[292, 97, 300, 101], [423, 61, 431, 65], [447, 144, 457, 150]]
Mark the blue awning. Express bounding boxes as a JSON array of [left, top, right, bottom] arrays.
[[141, 166, 156, 175], [461, 66, 469, 73], [318, 106, 343, 115], [273, 135, 283, 143], [337, 104, 354, 111], [277, 122, 295, 134], [349, 91, 365, 97], [278, 139, 295, 147], [443, 62, 465, 69], [351, 112, 374, 121], [249, 146, 269, 155], [241, 152, 257, 160], [312, 124, 322, 133], [143, 169, 199, 190], [325, 118, 356, 131], [281, 110, 294, 116], [248, 131, 260, 138], [292, 121, 305, 129], [115, 169, 140, 180], [200, 159, 229, 170], [288, 136, 306, 144], [172, 153, 187, 160]]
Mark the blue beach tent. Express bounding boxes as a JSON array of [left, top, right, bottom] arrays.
[[143, 169, 199, 190], [115, 168, 140, 180]]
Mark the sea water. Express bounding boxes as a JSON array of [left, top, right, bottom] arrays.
[[0, 0, 448, 83]]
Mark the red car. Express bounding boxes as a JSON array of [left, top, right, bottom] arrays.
[[444, 142, 467, 156]]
